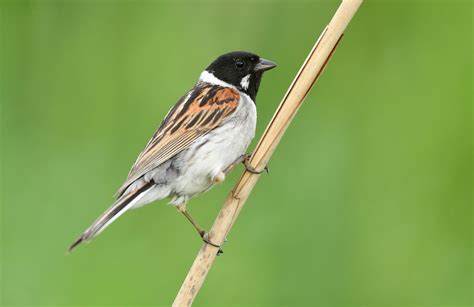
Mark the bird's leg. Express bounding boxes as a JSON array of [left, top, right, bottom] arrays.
[[243, 153, 269, 174], [176, 203, 223, 255], [213, 154, 250, 184], [222, 154, 269, 175], [222, 155, 247, 175]]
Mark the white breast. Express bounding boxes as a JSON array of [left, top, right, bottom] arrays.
[[171, 94, 256, 200]]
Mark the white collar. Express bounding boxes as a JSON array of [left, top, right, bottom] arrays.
[[198, 70, 253, 103], [198, 71, 236, 89]]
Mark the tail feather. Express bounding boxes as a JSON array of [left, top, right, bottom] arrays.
[[69, 182, 154, 252]]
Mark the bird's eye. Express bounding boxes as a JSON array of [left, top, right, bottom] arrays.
[[235, 60, 245, 69], [250, 57, 257, 62]]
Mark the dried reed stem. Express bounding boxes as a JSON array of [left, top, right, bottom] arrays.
[[173, 1, 363, 305]]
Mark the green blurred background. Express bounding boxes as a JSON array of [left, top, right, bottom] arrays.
[[1, 0, 472, 306]]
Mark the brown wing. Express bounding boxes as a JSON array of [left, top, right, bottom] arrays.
[[116, 84, 240, 196]]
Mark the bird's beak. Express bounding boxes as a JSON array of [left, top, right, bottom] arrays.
[[255, 58, 277, 72]]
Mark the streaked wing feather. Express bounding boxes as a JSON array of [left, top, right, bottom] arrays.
[[117, 84, 240, 196]]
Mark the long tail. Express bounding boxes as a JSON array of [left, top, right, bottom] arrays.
[[69, 182, 154, 252]]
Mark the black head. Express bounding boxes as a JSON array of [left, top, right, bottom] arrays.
[[205, 51, 277, 102]]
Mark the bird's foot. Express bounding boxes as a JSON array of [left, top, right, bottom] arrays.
[[243, 154, 269, 174], [200, 231, 223, 256]]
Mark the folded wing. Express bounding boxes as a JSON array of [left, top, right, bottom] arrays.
[[117, 84, 240, 197]]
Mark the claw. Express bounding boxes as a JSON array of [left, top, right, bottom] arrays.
[[202, 232, 223, 255], [243, 154, 269, 174]]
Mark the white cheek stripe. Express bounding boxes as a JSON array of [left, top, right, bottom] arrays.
[[240, 74, 250, 90]]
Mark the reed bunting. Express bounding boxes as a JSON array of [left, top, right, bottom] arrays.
[[69, 51, 276, 252]]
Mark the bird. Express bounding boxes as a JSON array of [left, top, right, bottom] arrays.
[[69, 51, 277, 252]]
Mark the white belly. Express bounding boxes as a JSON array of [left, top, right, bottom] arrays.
[[171, 94, 256, 202]]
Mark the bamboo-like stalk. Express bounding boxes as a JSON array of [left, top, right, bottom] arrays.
[[172, 1, 363, 305]]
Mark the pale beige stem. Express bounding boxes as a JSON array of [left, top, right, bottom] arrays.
[[172, 1, 363, 306]]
